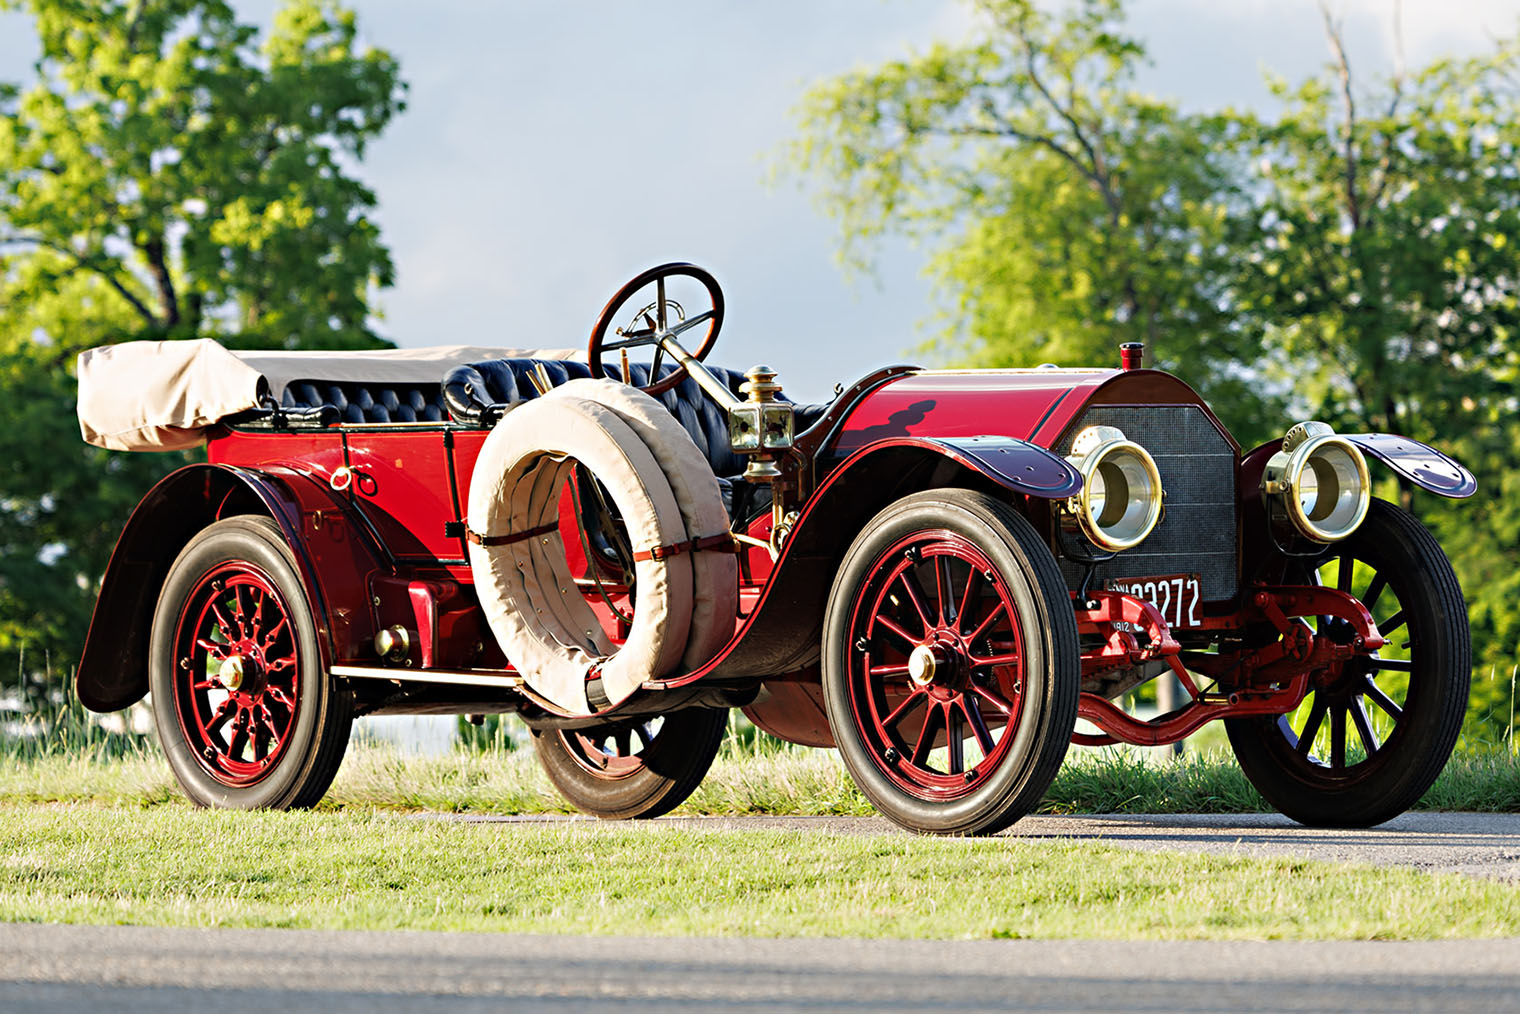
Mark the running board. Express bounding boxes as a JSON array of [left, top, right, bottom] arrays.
[[331, 664, 524, 688]]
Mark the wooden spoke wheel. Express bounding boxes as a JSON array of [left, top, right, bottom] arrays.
[[149, 516, 352, 809], [531, 707, 727, 819], [1226, 499, 1470, 827], [822, 490, 1079, 836]]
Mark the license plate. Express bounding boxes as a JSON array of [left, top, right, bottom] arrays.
[[1105, 573, 1202, 629]]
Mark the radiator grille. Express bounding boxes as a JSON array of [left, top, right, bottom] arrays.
[[1055, 405, 1239, 602]]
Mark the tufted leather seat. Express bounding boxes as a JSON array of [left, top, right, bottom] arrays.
[[282, 379, 447, 424], [444, 359, 828, 477]]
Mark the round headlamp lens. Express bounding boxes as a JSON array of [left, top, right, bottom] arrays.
[[1066, 428, 1163, 552], [1297, 442, 1366, 535], [1265, 424, 1370, 543]]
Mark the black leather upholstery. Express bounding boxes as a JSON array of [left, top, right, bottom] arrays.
[[444, 359, 829, 481], [282, 379, 447, 424]]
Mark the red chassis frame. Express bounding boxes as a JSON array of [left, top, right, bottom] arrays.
[[75, 360, 1447, 751]]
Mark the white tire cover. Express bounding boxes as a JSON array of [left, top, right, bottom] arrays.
[[467, 394, 693, 714], [549, 378, 738, 670]]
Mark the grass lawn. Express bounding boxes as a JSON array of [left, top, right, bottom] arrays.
[[3, 804, 1520, 939], [3, 737, 1518, 816]]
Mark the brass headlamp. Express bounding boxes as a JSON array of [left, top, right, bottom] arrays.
[[1063, 425, 1164, 552], [1262, 421, 1370, 543]]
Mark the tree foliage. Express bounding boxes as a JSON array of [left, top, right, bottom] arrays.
[[0, 0, 405, 702], [791, 0, 1520, 737], [789, 0, 1277, 441]]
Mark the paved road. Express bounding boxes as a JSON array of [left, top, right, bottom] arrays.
[[444, 810, 1520, 881], [3, 924, 1520, 1013]]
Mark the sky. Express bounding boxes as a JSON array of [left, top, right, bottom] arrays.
[[1, 0, 1517, 403]]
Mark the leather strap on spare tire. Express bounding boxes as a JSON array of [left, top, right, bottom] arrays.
[[466, 384, 737, 715]]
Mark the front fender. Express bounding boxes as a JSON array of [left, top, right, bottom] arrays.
[[695, 437, 1075, 682], [843, 435, 1083, 499], [1345, 434, 1477, 499]]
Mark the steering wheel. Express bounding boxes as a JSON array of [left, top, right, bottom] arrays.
[[588, 262, 725, 397]]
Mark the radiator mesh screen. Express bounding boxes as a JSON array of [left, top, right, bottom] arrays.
[[1055, 405, 1238, 602]]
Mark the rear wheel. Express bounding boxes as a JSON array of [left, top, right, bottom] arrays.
[[1226, 499, 1469, 827], [530, 707, 727, 819], [822, 490, 1080, 836], [149, 516, 352, 809]]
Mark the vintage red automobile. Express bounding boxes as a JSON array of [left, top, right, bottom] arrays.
[[75, 263, 1476, 835]]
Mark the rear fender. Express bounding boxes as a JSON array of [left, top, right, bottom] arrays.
[[704, 438, 1075, 680], [75, 464, 386, 712]]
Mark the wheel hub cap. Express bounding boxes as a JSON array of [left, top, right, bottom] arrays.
[[218, 655, 246, 691], [908, 644, 948, 687]]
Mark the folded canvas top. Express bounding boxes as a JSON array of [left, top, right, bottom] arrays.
[[76, 339, 581, 452]]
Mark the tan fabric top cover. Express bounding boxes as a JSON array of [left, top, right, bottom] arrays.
[[467, 380, 737, 715], [76, 338, 581, 452]]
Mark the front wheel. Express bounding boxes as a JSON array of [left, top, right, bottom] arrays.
[[822, 490, 1080, 836], [149, 516, 352, 809], [530, 707, 727, 819], [1226, 499, 1470, 827]]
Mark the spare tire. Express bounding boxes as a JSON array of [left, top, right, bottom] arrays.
[[467, 384, 736, 715]]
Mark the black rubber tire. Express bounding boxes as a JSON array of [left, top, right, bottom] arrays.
[[530, 706, 727, 819], [821, 489, 1080, 836], [1226, 499, 1470, 827], [149, 516, 353, 810]]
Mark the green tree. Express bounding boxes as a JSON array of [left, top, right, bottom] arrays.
[[1237, 10, 1520, 738], [788, 0, 1279, 442], [0, 0, 405, 710]]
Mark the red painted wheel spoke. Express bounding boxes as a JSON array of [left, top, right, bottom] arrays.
[[261, 615, 289, 651], [195, 638, 227, 659], [227, 713, 251, 760], [206, 698, 236, 736], [872, 614, 921, 651], [911, 705, 941, 767], [1295, 695, 1329, 757], [971, 684, 1013, 716], [191, 679, 217, 691], [895, 570, 934, 635], [945, 704, 964, 774], [965, 600, 1007, 644], [960, 697, 996, 754], [250, 588, 266, 634], [264, 654, 296, 673], [869, 662, 911, 678], [267, 686, 294, 710], [1362, 678, 1403, 721], [969, 651, 1021, 668], [934, 555, 952, 626], [956, 569, 982, 636], [1329, 705, 1347, 769], [882, 690, 926, 730], [209, 601, 237, 641], [1348, 696, 1380, 755]]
